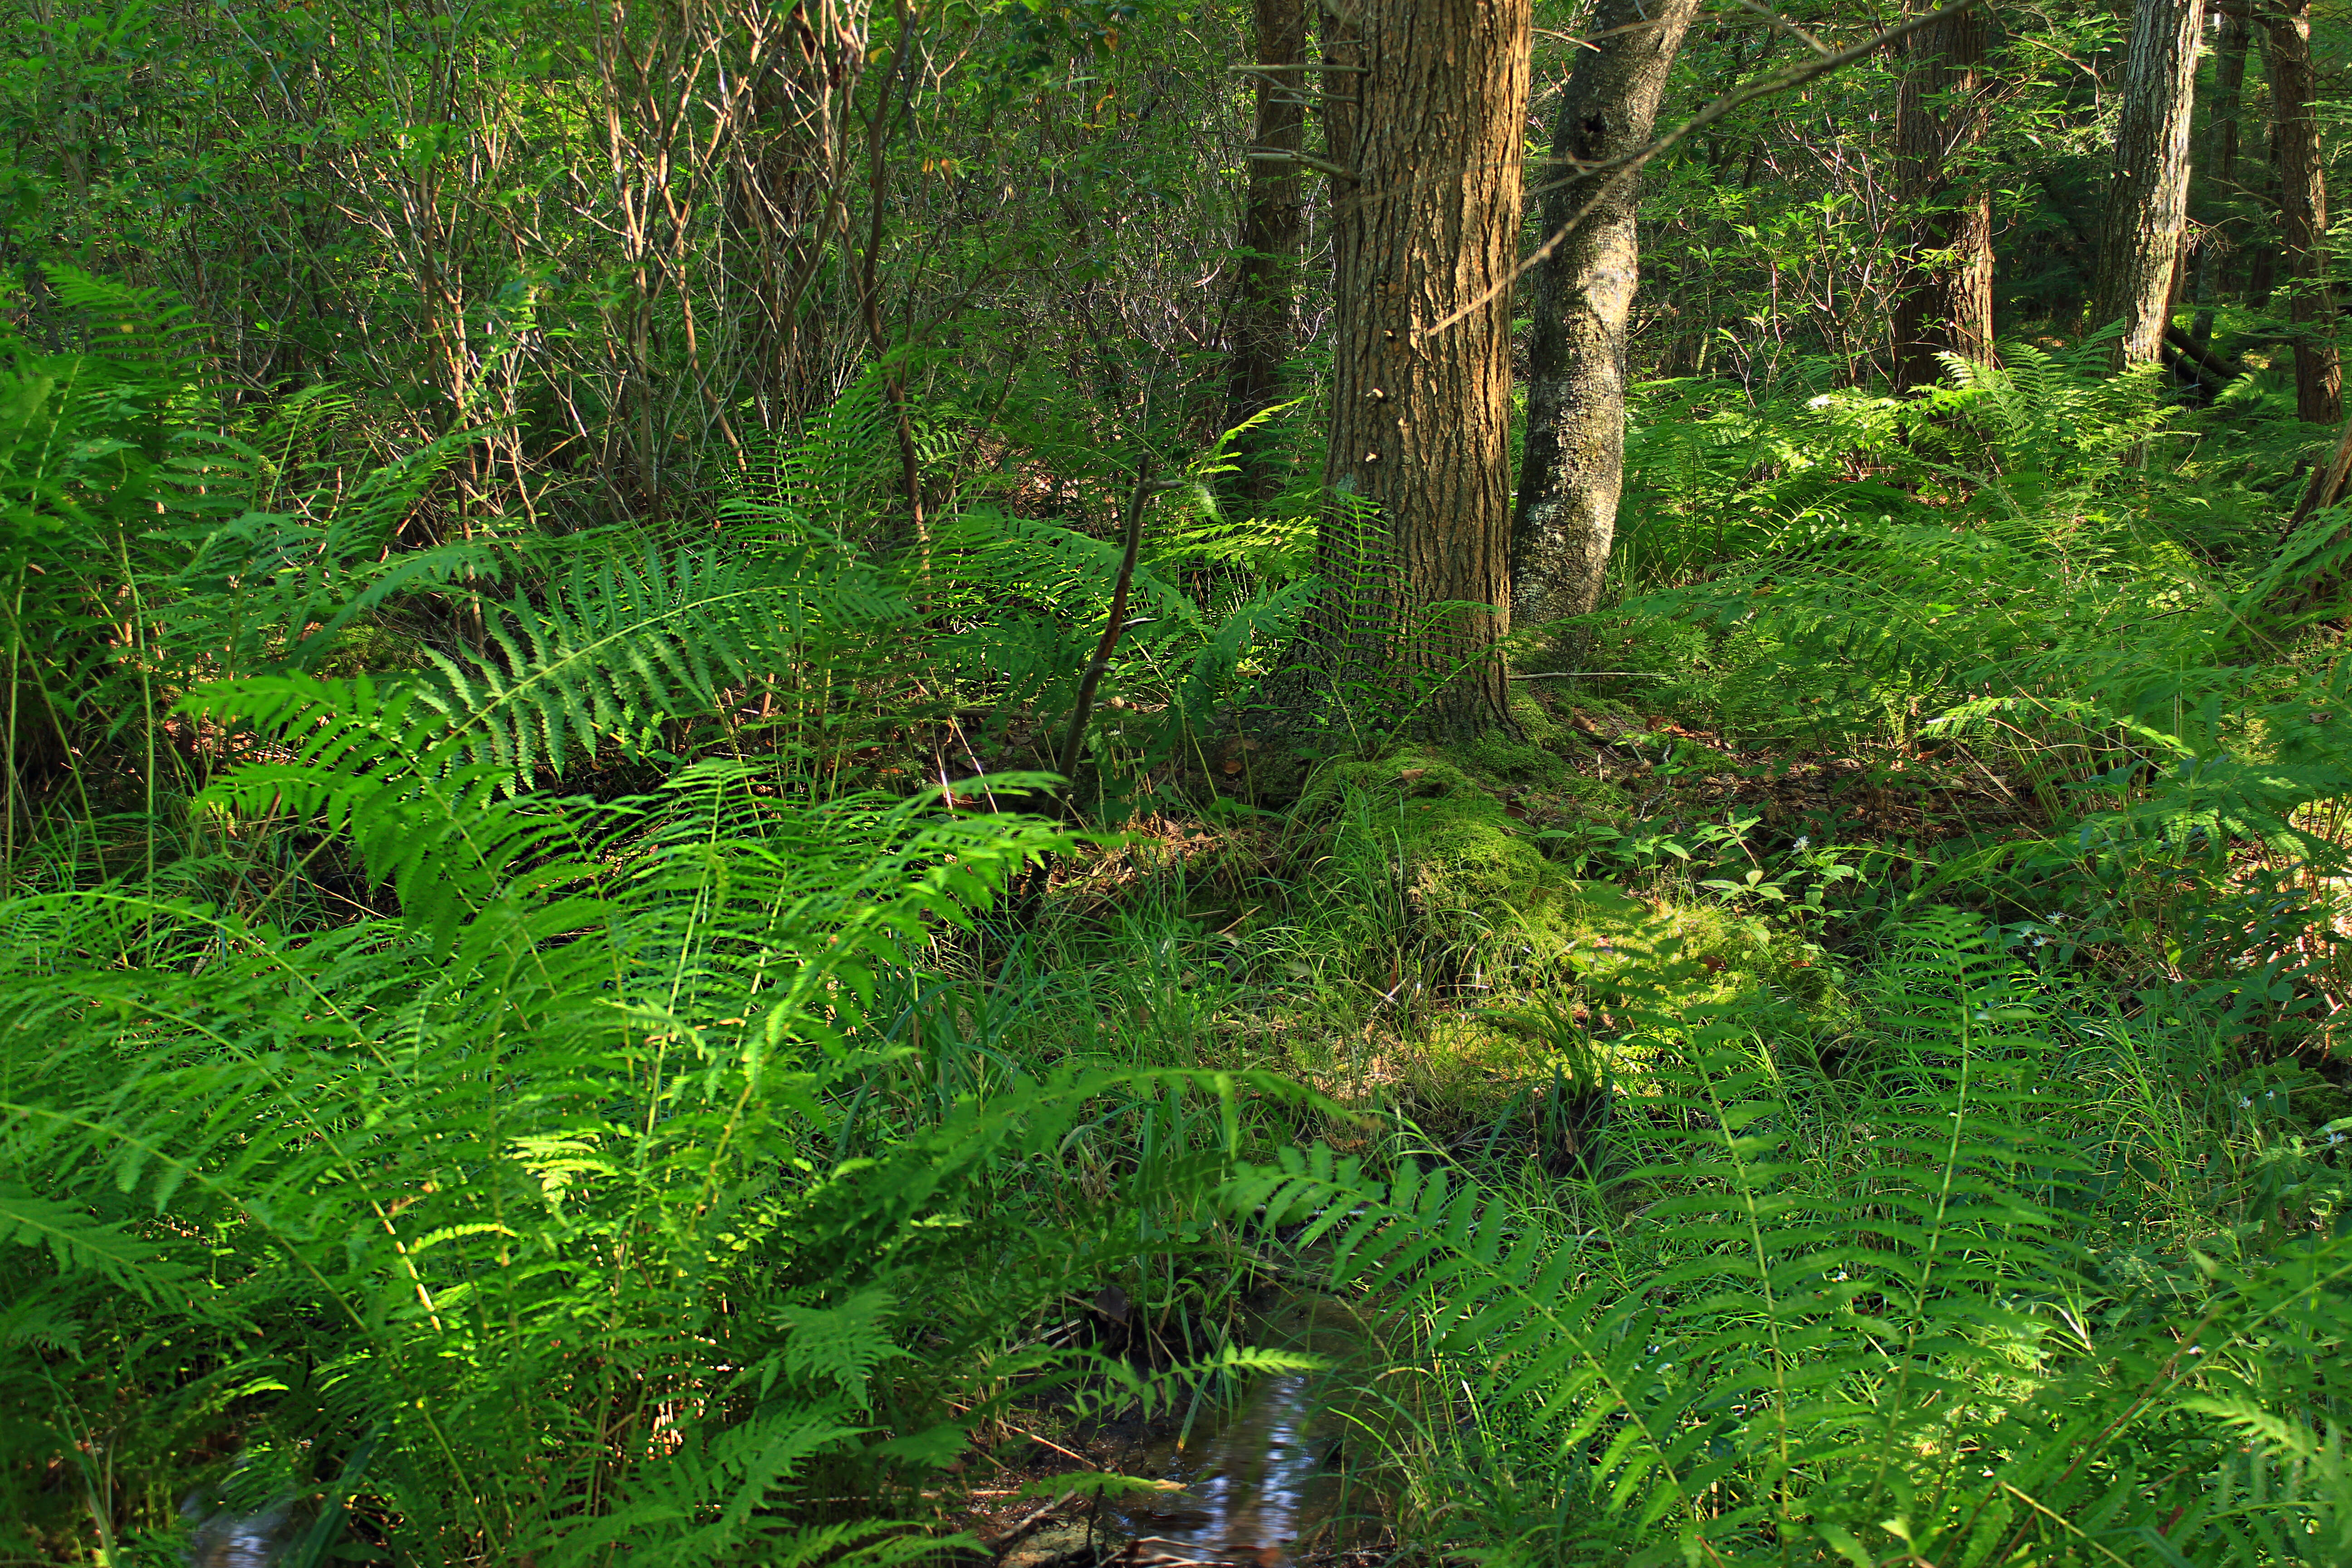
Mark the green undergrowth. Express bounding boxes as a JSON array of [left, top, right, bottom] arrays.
[[8, 281, 2352, 1565], [1268, 918, 2352, 1564]]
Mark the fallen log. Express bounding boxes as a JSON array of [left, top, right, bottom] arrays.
[[2164, 323, 2246, 385]]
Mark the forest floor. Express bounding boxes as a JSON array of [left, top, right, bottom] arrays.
[[885, 653, 2352, 1563]]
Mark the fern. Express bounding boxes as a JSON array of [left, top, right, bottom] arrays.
[[924, 494, 1318, 783], [161, 425, 489, 676], [0, 1182, 193, 1307], [411, 545, 907, 784], [1222, 913, 2352, 1563], [2195, 1404, 2352, 1563], [1, 645, 1291, 1560], [0, 270, 255, 790], [716, 367, 902, 543]]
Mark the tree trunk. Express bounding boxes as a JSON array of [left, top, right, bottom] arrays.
[[1889, 0, 1994, 393], [2210, 0, 2249, 194], [2091, 0, 2205, 366], [2262, 0, 2341, 425], [2194, 0, 2250, 306], [1222, 0, 1308, 505], [1290, 0, 1531, 736], [2249, 192, 2278, 301], [1511, 0, 1699, 627]]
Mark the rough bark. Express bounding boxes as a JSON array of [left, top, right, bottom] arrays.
[[1222, 0, 1308, 505], [1510, 0, 1699, 628], [1890, 0, 1994, 393], [2091, 0, 2205, 366], [2261, 0, 2342, 425], [1285, 0, 1531, 736]]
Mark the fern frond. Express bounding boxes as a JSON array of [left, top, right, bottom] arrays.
[[0, 1182, 195, 1305], [413, 545, 905, 784]]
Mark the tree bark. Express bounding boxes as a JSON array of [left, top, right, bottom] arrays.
[[1289, 0, 1531, 736], [1510, 0, 1699, 627], [2193, 0, 2250, 308], [1889, 0, 1994, 393], [2209, 0, 2249, 194], [1223, 0, 1308, 505], [2090, 0, 2205, 366], [2261, 0, 2341, 425]]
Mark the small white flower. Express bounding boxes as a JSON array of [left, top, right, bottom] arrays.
[[1793, 835, 1811, 850], [2240, 1096, 2254, 1110], [1807, 393, 1836, 410]]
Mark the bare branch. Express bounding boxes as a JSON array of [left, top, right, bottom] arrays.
[[1417, 0, 1980, 340]]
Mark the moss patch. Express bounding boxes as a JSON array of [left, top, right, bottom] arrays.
[[1297, 748, 1628, 963]]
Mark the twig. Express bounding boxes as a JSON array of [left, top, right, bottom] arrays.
[[1731, 0, 1830, 54], [1509, 670, 1669, 680], [1421, 0, 1981, 338], [1053, 470, 1179, 789], [1008, 468, 1181, 920], [989, 1490, 1078, 1562], [1246, 149, 1358, 181], [1227, 61, 1368, 73]]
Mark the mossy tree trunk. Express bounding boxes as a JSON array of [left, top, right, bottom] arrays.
[[1223, 0, 1308, 506], [2091, 0, 2205, 366], [2208, 2, 2251, 209], [1510, 0, 1700, 627], [2261, 0, 2341, 425]]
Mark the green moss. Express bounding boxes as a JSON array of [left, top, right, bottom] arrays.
[[1504, 690, 1572, 749], [1298, 750, 1593, 959], [1458, 733, 1572, 789], [1553, 772, 1630, 816], [314, 624, 425, 681]]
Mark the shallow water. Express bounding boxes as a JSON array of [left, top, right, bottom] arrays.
[[181, 1498, 304, 1568], [1099, 1291, 1379, 1568], [1106, 1372, 1336, 1564]]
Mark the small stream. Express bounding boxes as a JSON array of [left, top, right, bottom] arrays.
[[1105, 1372, 1338, 1564], [183, 1313, 1368, 1568], [1093, 1296, 1374, 1567]]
